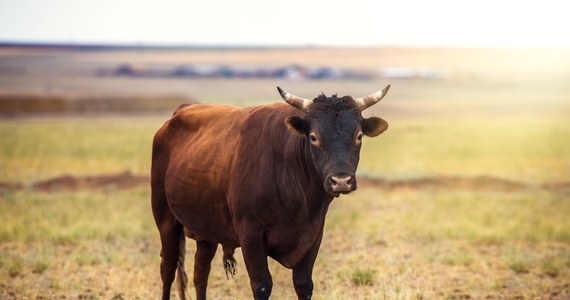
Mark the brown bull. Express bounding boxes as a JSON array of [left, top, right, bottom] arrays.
[[151, 85, 391, 300]]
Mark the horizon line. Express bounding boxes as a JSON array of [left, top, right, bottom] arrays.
[[1, 40, 568, 51]]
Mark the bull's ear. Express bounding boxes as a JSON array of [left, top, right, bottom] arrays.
[[285, 116, 307, 136], [362, 117, 389, 137]]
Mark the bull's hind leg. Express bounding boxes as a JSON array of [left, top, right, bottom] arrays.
[[154, 209, 185, 300], [193, 240, 217, 300], [152, 160, 187, 299]]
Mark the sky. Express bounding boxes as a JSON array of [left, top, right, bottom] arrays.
[[0, 0, 569, 48]]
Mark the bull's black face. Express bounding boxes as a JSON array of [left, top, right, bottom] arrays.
[[284, 94, 389, 197]]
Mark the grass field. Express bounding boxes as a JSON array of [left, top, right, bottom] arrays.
[[1, 113, 569, 299], [1, 47, 569, 299], [1, 115, 568, 183], [1, 187, 568, 299]]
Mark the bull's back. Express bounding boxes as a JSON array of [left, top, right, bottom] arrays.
[[163, 104, 249, 188], [152, 104, 249, 244]]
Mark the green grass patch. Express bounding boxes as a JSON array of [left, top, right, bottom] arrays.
[[351, 268, 376, 286], [508, 260, 530, 274], [31, 260, 49, 274], [541, 257, 561, 277], [443, 252, 474, 267]]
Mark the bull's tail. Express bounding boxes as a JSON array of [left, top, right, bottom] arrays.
[[222, 246, 237, 279], [176, 231, 189, 300]]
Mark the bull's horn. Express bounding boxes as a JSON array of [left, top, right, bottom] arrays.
[[354, 84, 391, 111], [277, 86, 312, 112]]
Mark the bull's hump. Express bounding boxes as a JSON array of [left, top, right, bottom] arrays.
[[170, 104, 247, 130]]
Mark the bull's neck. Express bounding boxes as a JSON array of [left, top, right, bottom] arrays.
[[282, 133, 332, 214]]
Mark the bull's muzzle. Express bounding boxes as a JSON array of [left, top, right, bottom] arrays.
[[327, 173, 356, 194]]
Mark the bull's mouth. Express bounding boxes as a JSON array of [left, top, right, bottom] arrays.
[[326, 186, 356, 198], [331, 190, 353, 198]]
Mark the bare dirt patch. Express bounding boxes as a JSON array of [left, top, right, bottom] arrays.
[[6, 171, 148, 192], [359, 175, 570, 192], [32, 171, 148, 192], [1, 172, 569, 193], [0, 94, 193, 116], [0, 182, 22, 191]]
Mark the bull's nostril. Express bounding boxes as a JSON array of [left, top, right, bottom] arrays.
[[329, 177, 338, 186], [346, 176, 353, 185]]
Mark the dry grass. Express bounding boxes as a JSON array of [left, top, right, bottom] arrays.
[[359, 116, 570, 183], [0, 118, 161, 183], [0, 187, 568, 299], [0, 114, 569, 299]]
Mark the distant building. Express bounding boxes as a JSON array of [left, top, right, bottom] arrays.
[[100, 63, 443, 81], [378, 67, 448, 79]]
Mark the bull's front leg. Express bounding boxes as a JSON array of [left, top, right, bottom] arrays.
[[240, 232, 272, 300], [292, 232, 324, 300]]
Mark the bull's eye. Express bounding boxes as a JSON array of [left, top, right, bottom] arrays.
[[357, 132, 363, 142], [309, 134, 318, 143]]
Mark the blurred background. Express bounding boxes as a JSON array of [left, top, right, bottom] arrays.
[[1, 0, 569, 299]]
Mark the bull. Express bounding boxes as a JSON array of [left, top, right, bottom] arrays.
[[151, 85, 391, 299]]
